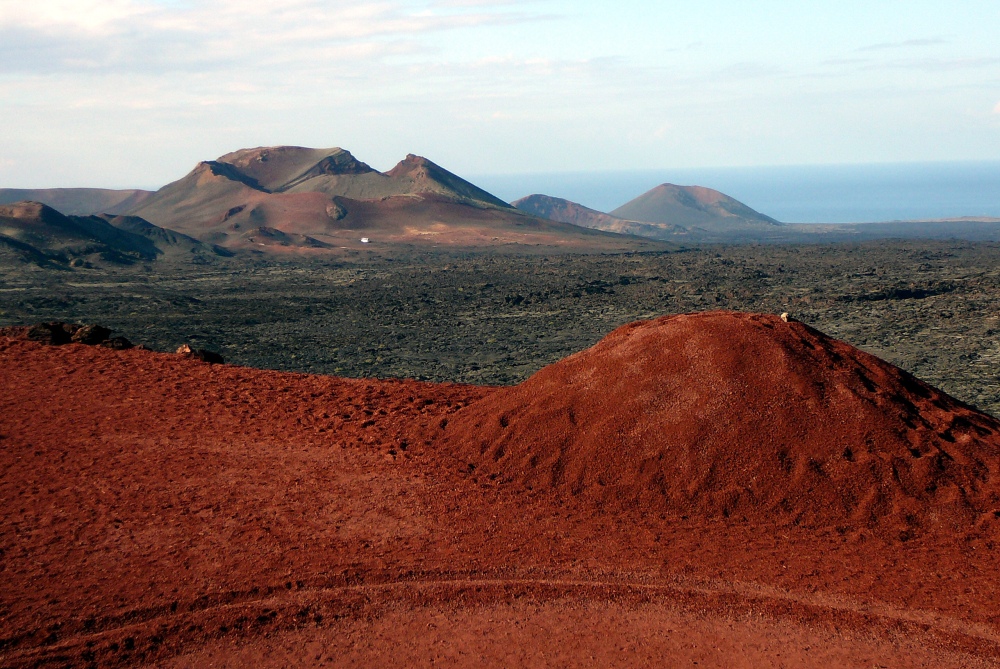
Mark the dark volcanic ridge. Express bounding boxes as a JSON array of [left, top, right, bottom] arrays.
[[0, 201, 224, 267], [447, 311, 1000, 536], [0, 321, 135, 349]]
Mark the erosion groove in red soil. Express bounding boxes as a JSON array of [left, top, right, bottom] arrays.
[[449, 311, 1000, 534], [2, 314, 1000, 668]]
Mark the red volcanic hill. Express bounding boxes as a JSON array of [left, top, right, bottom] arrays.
[[611, 183, 780, 231], [447, 311, 1000, 535], [125, 146, 650, 252]]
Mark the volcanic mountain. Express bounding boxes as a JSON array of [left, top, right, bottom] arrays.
[[448, 311, 1000, 534], [513, 193, 687, 237], [0, 201, 217, 265], [126, 146, 652, 251], [611, 183, 780, 232]]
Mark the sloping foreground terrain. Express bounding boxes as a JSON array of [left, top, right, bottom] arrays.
[[3, 312, 1000, 667]]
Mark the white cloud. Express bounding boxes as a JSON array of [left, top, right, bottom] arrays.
[[0, 0, 152, 33], [0, 0, 540, 75]]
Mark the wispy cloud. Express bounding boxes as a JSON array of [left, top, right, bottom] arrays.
[[857, 37, 947, 52], [877, 56, 1000, 72], [0, 0, 543, 75], [821, 54, 1000, 75]]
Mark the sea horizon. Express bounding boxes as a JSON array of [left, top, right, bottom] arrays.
[[471, 160, 1000, 225]]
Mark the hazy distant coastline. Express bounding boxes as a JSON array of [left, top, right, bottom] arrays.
[[473, 161, 1000, 224]]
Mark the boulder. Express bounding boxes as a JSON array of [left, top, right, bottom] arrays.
[[26, 322, 80, 345], [176, 343, 225, 364], [71, 324, 111, 345], [101, 336, 134, 350]]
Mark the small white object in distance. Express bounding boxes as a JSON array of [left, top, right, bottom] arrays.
[[360, 237, 370, 243]]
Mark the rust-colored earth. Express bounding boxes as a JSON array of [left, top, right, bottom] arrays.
[[2, 312, 1000, 668]]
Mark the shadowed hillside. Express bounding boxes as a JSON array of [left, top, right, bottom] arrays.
[[0, 201, 223, 266]]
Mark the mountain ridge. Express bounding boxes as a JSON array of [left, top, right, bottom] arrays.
[[119, 146, 659, 252]]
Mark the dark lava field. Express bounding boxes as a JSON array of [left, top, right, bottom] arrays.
[[3, 239, 1000, 416]]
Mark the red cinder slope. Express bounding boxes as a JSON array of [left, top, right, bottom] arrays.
[[6, 318, 1000, 667], [447, 311, 1000, 533]]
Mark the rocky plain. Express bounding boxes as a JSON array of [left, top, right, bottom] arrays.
[[2, 239, 999, 415]]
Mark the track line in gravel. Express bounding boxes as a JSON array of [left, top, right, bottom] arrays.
[[5, 576, 999, 667]]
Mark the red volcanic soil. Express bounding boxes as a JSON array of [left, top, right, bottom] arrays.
[[3, 313, 1000, 667]]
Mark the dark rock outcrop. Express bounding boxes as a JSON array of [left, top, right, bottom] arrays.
[[15, 321, 130, 349], [70, 324, 111, 345]]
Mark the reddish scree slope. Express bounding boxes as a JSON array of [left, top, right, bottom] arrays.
[[4, 315, 1000, 667], [448, 311, 1000, 534]]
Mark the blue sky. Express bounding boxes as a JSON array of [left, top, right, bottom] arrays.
[[0, 0, 998, 188]]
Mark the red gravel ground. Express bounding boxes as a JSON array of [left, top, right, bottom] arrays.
[[2, 312, 1000, 667]]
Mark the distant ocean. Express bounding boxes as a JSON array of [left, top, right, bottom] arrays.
[[471, 161, 1000, 224]]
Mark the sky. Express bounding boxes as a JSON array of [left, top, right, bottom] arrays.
[[0, 0, 998, 188]]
